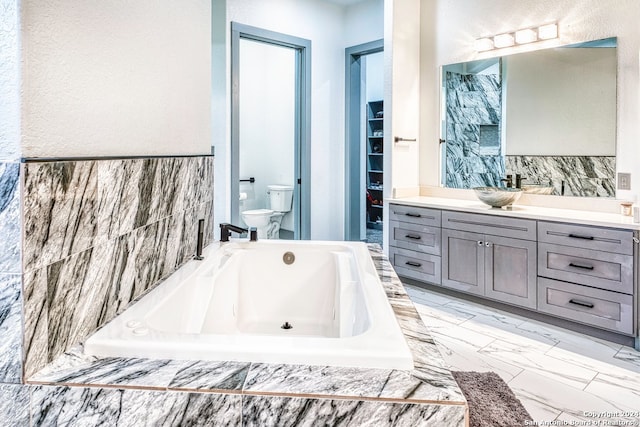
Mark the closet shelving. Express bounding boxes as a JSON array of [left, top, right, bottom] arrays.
[[366, 100, 384, 230]]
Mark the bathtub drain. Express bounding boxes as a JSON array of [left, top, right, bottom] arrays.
[[281, 321, 293, 330], [282, 251, 295, 265]]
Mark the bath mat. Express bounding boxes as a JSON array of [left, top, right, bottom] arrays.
[[452, 371, 533, 427]]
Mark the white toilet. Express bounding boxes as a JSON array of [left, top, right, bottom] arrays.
[[241, 185, 293, 239]]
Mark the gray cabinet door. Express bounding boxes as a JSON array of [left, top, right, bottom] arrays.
[[484, 235, 537, 309], [442, 229, 484, 295], [443, 229, 537, 308]]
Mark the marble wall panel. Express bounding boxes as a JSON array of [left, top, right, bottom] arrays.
[[31, 386, 241, 426], [23, 268, 48, 379], [23, 161, 99, 272], [97, 158, 187, 239], [0, 162, 20, 273], [0, 274, 21, 383], [46, 242, 117, 361], [506, 155, 616, 197], [0, 384, 29, 426], [242, 395, 466, 427], [22, 156, 215, 378]]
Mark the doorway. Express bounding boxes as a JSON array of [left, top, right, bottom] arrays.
[[230, 23, 311, 240], [344, 40, 384, 243]]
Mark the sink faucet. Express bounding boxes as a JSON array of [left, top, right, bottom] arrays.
[[219, 223, 258, 242], [515, 174, 527, 189], [500, 174, 513, 188]]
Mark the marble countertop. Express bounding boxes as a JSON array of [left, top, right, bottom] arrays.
[[27, 245, 466, 408], [389, 196, 640, 231]]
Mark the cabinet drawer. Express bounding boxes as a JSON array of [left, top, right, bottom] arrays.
[[389, 246, 441, 284], [389, 204, 441, 227], [442, 211, 536, 241], [537, 277, 634, 335], [390, 220, 441, 255], [538, 221, 633, 255], [538, 243, 633, 294]]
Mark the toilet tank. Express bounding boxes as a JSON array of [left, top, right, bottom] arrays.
[[268, 185, 294, 212]]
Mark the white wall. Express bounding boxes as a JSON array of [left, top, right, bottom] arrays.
[[21, 0, 212, 157], [505, 47, 616, 156], [0, 0, 20, 160], [419, 0, 640, 200], [344, 0, 384, 47], [220, 0, 384, 240], [365, 52, 384, 102], [386, 0, 421, 193]]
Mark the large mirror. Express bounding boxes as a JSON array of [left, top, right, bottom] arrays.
[[441, 37, 617, 197]]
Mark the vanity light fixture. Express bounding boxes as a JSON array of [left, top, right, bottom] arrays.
[[537, 23, 558, 40], [493, 33, 515, 48], [475, 22, 558, 52], [515, 28, 538, 44], [474, 37, 494, 52]]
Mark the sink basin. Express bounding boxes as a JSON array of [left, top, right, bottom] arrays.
[[473, 187, 522, 208], [522, 184, 554, 195]]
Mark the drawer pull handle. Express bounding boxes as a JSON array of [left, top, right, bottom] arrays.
[[405, 261, 422, 267], [568, 262, 594, 270], [405, 212, 422, 218], [568, 233, 594, 240], [405, 234, 422, 240], [569, 299, 595, 309]]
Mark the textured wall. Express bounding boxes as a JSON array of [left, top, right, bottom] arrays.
[[20, 0, 211, 157], [22, 156, 214, 378], [0, 0, 20, 160]]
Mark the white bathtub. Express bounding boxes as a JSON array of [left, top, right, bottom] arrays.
[[84, 240, 414, 370]]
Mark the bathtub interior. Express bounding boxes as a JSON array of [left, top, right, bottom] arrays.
[[144, 242, 371, 339], [203, 245, 369, 337]]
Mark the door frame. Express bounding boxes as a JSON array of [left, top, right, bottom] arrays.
[[230, 22, 311, 239], [344, 39, 384, 241]]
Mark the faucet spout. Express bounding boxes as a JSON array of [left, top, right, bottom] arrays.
[[220, 223, 259, 242], [219, 223, 247, 242]]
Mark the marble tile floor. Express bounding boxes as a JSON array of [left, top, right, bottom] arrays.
[[404, 283, 640, 424]]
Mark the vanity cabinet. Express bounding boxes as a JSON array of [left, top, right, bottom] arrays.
[[441, 212, 537, 309], [537, 221, 635, 334], [388, 205, 442, 284], [388, 202, 638, 340]]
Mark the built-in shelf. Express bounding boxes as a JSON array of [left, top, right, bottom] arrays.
[[366, 100, 384, 229]]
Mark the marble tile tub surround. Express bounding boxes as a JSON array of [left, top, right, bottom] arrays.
[[0, 274, 22, 384], [0, 162, 20, 273], [17, 245, 467, 426], [506, 155, 616, 197], [21, 155, 214, 379], [0, 162, 22, 384]]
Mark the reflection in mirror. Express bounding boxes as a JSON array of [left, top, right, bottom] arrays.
[[441, 37, 617, 197]]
